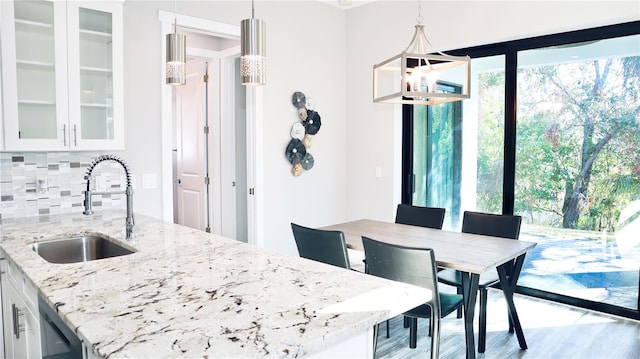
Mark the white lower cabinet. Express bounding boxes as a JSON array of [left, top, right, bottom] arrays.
[[1, 255, 42, 359], [83, 345, 99, 359], [2, 281, 41, 359]]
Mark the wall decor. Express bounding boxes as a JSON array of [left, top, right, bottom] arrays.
[[285, 91, 321, 176]]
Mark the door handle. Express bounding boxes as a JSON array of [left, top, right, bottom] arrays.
[[12, 303, 24, 339]]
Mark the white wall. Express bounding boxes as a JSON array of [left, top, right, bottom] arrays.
[[121, 1, 637, 256], [258, 2, 348, 255], [123, 1, 347, 255], [344, 1, 640, 224]]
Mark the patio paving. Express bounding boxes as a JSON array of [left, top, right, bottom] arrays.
[[518, 229, 639, 310]]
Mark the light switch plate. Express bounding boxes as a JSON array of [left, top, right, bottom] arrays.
[[142, 174, 157, 189]]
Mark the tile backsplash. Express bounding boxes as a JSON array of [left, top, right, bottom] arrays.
[[1, 152, 128, 220]]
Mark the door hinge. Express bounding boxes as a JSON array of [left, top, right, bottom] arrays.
[[204, 74, 209, 83], [204, 177, 210, 185], [204, 126, 209, 134], [249, 188, 255, 195]]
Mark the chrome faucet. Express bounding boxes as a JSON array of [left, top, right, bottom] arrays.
[[83, 155, 136, 238]]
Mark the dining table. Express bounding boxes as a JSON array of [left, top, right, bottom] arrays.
[[321, 219, 537, 359]]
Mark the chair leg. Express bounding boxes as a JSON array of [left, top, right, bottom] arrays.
[[430, 315, 441, 359], [409, 317, 418, 349], [404, 316, 409, 328], [478, 288, 488, 353], [372, 323, 379, 355], [386, 319, 390, 338], [456, 286, 463, 319]]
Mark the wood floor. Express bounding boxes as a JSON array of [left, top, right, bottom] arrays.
[[374, 289, 640, 358]]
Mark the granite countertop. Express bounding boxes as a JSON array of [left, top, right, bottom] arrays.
[[0, 211, 431, 358]]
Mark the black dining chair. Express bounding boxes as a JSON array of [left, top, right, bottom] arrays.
[[391, 204, 446, 335], [362, 236, 463, 359], [437, 210, 522, 353], [290, 223, 351, 270], [395, 204, 446, 229]]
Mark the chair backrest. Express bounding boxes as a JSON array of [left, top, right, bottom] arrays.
[[291, 223, 351, 269], [461, 211, 522, 274], [461, 211, 522, 240], [362, 236, 440, 315], [395, 204, 446, 229]]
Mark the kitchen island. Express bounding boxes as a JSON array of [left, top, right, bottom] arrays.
[[0, 211, 430, 358]]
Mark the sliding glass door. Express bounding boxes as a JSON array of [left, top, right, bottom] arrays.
[[403, 22, 640, 319], [514, 35, 640, 310], [405, 56, 505, 230], [409, 83, 463, 229]]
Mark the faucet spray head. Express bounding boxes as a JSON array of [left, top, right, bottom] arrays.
[[86, 155, 132, 187]]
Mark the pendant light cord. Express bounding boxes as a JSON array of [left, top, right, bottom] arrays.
[[416, 0, 423, 25], [173, 0, 178, 34], [252, 0, 255, 19]]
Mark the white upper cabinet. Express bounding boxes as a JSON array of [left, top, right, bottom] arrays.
[[0, 0, 124, 151]]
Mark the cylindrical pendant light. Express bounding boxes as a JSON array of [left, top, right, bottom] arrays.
[[240, 0, 266, 86], [166, 1, 186, 86]]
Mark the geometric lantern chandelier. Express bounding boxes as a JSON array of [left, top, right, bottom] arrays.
[[165, 0, 186, 86], [373, 1, 470, 105], [240, 0, 266, 86]]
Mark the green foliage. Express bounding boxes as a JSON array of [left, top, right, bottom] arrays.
[[477, 54, 640, 231], [476, 71, 504, 213], [504, 57, 640, 231]]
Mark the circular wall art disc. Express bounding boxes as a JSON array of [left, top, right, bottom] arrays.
[[305, 98, 314, 110], [285, 138, 307, 164], [302, 134, 312, 149], [291, 92, 306, 108], [290, 122, 305, 140], [303, 110, 322, 135], [301, 153, 315, 170], [292, 163, 303, 176], [297, 108, 308, 121]]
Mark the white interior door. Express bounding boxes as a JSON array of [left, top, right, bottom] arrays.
[[174, 58, 207, 231], [161, 12, 257, 245]]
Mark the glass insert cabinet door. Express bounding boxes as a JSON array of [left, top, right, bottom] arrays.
[[0, 0, 123, 151], [67, 2, 124, 149], [0, 0, 68, 150]]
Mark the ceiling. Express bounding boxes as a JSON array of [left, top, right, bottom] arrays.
[[317, 0, 376, 10]]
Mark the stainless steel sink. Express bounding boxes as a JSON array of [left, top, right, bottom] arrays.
[[32, 235, 135, 264]]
